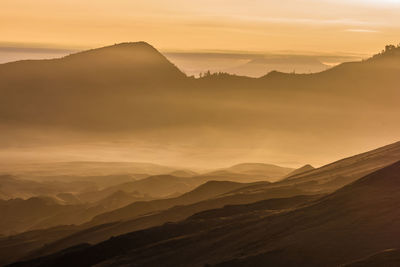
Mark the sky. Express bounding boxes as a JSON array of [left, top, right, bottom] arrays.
[[1, 0, 400, 56]]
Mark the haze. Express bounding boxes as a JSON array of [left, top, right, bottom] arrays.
[[1, 2, 400, 267], [0, 1, 399, 168]]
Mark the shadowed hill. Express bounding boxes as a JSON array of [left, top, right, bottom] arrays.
[[0, 180, 259, 265], [0, 197, 102, 236], [211, 163, 294, 182], [231, 141, 400, 196], [87, 180, 255, 226], [343, 249, 400, 267], [0, 42, 186, 87], [0, 42, 188, 130], [0, 142, 399, 265], [283, 164, 314, 179], [279, 141, 400, 191], [9, 161, 400, 267]]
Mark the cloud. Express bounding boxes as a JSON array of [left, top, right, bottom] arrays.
[[344, 29, 380, 33], [0, 45, 77, 54]]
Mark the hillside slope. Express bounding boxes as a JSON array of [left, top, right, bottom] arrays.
[[10, 161, 400, 267]]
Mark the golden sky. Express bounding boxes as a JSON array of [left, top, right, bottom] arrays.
[[1, 0, 400, 54]]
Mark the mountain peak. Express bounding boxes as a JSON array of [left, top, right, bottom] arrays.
[[63, 41, 177, 67], [52, 41, 187, 83], [284, 164, 315, 179], [66, 41, 160, 58]]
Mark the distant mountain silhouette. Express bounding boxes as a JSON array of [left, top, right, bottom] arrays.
[[0, 196, 101, 236], [0, 42, 398, 137], [90, 190, 146, 211], [0, 175, 94, 200], [77, 174, 194, 202], [168, 169, 198, 177], [9, 161, 400, 267], [0, 161, 177, 178], [215, 163, 294, 182], [284, 164, 314, 178], [0, 42, 185, 86], [226, 55, 328, 77], [87, 180, 254, 226]]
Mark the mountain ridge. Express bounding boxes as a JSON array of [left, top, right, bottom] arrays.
[[8, 161, 400, 267]]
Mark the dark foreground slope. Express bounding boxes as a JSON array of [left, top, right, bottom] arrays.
[[241, 140, 400, 195], [9, 161, 400, 267], [0, 180, 259, 265], [343, 249, 400, 267]]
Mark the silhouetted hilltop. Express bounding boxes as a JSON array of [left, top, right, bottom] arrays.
[[218, 163, 294, 182], [369, 44, 400, 61], [0, 42, 186, 85], [62, 42, 186, 80], [284, 164, 314, 178]]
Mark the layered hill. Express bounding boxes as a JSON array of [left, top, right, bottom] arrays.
[[283, 164, 314, 179], [0, 175, 95, 200], [280, 140, 400, 192], [0, 180, 259, 265], [208, 163, 294, 182], [10, 161, 400, 267], [1, 141, 399, 265], [343, 249, 400, 267], [0, 196, 102, 236]]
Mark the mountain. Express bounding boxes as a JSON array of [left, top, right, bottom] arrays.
[[0, 175, 95, 200], [343, 249, 400, 267], [1, 141, 399, 265], [0, 42, 188, 131], [0, 42, 185, 87], [228, 141, 400, 198], [213, 163, 294, 182], [10, 161, 400, 267], [0, 43, 399, 168], [31, 181, 303, 260], [0, 196, 91, 235], [55, 193, 82, 205], [0, 180, 258, 265], [284, 164, 314, 178], [0, 175, 56, 200], [77, 174, 198, 203], [226, 55, 329, 77], [78, 163, 294, 203], [0, 161, 176, 179], [87, 180, 254, 226], [92, 190, 146, 211], [279, 141, 400, 192], [0, 187, 148, 236], [168, 169, 198, 177]]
